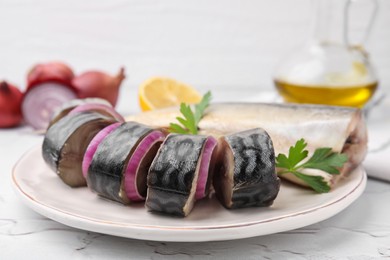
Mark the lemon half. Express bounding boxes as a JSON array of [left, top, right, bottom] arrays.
[[139, 77, 202, 111]]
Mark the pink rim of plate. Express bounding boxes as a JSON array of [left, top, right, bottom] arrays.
[[195, 136, 218, 200], [124, 130, 166, 202], [82, 122, 122, 178]]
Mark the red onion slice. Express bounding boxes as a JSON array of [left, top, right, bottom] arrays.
[[82, 122, 121, 178], [196, 136, 218, 200], [124, 130, 165, 201], [49, 98, 114, 128], [22, 82, 77, 130], [69, 103, 124, 122]]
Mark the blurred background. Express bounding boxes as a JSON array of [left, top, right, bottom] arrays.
[[1, 0, 389, 111]]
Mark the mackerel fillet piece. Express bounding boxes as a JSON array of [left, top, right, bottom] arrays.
[[214, 128, 280, 209], [42, 112, 117, 187], [146, 134, 215, 217], [87, 122, 164, 204], [127, 103, 367, 187]]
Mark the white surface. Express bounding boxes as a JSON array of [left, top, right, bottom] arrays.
[[363, 95, 390, 181], [1, 0, 390, 258], [12, 146, 366, 242]]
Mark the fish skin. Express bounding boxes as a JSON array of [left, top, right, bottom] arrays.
[[225, 129, 276, 185], [127, 103, 367, 187], [214, 128, 280, 209], [146, 188, 190, 217], [146, 134, 207, 217], [87, 122, 153, 204]]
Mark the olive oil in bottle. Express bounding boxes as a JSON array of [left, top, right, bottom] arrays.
[[274, 80, 378, 108], [273, 0, 379, 108]]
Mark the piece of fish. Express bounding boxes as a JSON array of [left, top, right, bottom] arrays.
[[146, 134, 214, 217], [87, 122, 163, 204], [213, 128, 280, 209], [127, 103, 367, 187], [42, 112, 117, 187]]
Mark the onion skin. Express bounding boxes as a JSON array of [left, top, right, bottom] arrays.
[[124, 130, 165, 201], [72, 68, 125, 107], [195, 136, 218, 200], [0, 81, 23, 128], [27, 61, 75, 89]]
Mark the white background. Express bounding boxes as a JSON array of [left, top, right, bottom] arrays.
[[1, 0, 389, 98]]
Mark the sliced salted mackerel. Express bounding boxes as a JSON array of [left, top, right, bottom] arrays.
[[213, 128, 280, 209], [86, 122, 165, 204], [42, 112, 117, 187], [146, 134, 217, 217]]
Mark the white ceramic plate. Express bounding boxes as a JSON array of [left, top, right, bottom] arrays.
[[12, 146, 366, 242]]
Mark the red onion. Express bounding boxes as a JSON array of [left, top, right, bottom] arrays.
[[22, 82, 77, 130], [27, 61, 75, 89], [82, 122, 122, 178], [49, 98, 112, 127], [72, 68, 125, 107], [69, 103, 124, 122], [0, 81, 23, 128], [123, 130, 166, 201], [196, 136, 218, 200]]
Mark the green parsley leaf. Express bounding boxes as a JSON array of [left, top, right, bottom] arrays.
[[169, 91, 212, 135], [169, 123, 188, 134], [276, 138, 348, 193], [279, 138, 308, 169], [302, 148, 348, 175], [293, 172, 331, 193], [194, 91, 212, 124]]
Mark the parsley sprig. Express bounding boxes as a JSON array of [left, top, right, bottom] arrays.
[[169, 91, 212, 135], [276, 139, 348, 193]]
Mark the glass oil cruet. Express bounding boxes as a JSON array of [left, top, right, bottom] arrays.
[[274, 0, 379, 108]]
